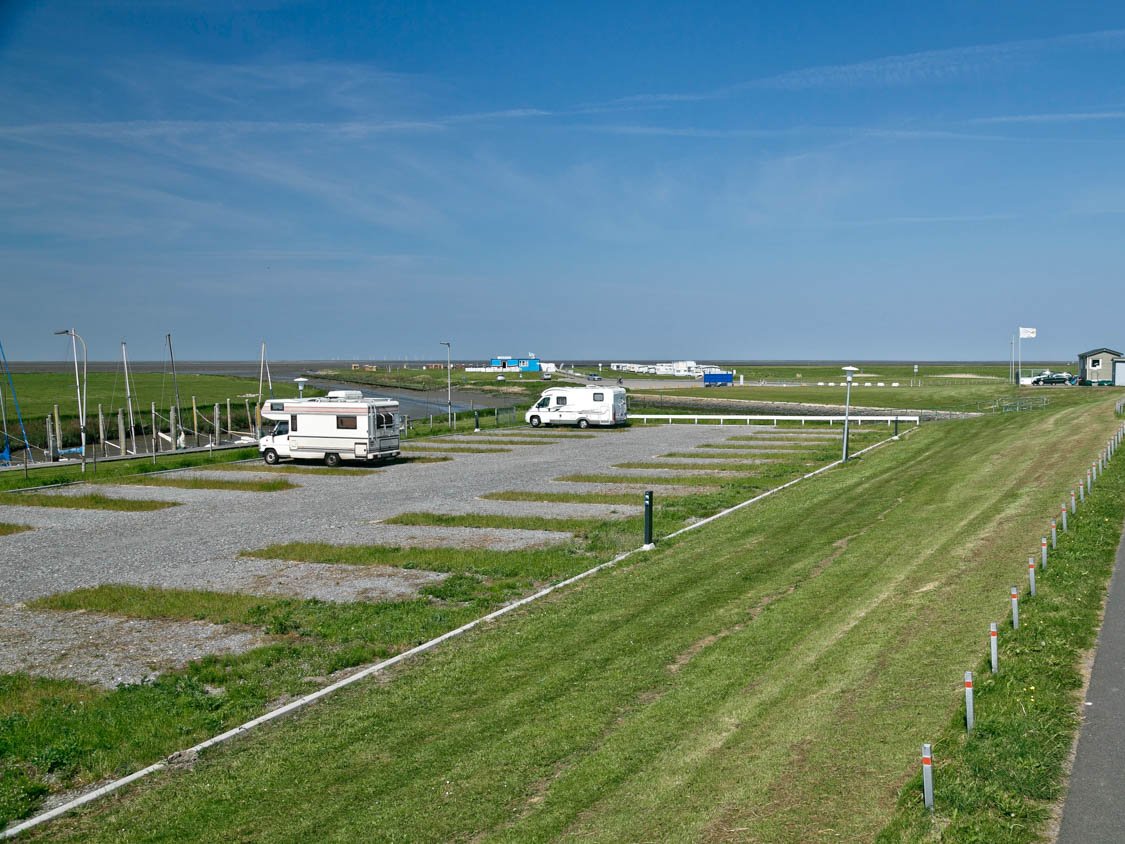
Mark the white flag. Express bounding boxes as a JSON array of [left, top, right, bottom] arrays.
[[1019, 327, 1037, 339]]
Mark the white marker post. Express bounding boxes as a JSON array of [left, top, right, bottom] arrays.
[[1041, 537, 1048, 570], [1011, 586, 1020, 629], [1051, 519, 1057, 550], [922, 744, 934, 811], [1028, 557, 1037, 597], [990, 622, 998, 673], [1071, 491, 1077, 515], [964, 671, 975, 732], [1079, 480, 1085, 504], [1062, 503, 1069, 533]]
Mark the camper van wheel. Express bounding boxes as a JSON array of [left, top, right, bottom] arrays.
[[577, 418, 589, 429], [529, 415, 542, 428], [324, 453, 341, 468], [262, 449, 279, 465]]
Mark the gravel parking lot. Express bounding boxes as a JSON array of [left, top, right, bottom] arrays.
[[0, 424, 838, 685]]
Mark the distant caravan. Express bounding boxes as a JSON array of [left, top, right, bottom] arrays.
[[525, 386, 628, 429], [259, 390, 401, 466]]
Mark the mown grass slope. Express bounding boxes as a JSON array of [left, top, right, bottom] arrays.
[[27, 398, 1122, 842]]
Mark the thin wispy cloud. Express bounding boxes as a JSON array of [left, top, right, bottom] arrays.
[[603, 27, 1125, 106], [972, 110, 1125, 124]]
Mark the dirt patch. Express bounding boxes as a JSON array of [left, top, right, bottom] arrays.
[[242, 562, 446, 603], [0, 605, 269, 689]]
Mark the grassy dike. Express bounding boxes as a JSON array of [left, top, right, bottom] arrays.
[[21, 400, 1122, 840], [878, 428, 1125, 841]]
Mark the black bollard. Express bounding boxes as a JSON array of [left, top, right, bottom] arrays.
[[643, 490, 654, 547]]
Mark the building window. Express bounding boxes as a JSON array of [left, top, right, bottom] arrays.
[[1090, 359, 1102, 370], [336, 415, 358, 430]]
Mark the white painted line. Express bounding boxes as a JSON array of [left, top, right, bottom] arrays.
[[3, 429, 911, 838]]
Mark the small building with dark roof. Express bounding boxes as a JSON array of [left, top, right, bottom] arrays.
[[1077, 348, 1124, 385]]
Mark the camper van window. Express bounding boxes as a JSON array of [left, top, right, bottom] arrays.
[[556, 396, 567, 407], [536, 398, 549, 409], [290, 415, 298, 432], [270, 402, 285, 412], [273, 421, 289, 436], [593, 393, 604, 402], [376, 412, 392, 428], [336, 415, 358, 430]]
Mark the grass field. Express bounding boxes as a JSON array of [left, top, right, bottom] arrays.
[[17, 394, 1123, 842], [0, 448, 259, 493], [0, 522, 32, 536], [0, 431, 879, 829], [633, 383, 1120, 413]]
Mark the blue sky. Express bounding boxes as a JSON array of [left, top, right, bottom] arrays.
[[2, 1, 1124, 362]]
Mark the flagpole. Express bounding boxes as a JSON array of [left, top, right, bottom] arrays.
[[1018, 331, 1021, 386]]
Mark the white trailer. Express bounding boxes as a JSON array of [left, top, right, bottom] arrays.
[[259, 391, 401, 466], [525, 385, 628, 428]]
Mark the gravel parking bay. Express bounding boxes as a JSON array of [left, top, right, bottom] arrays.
[[1, 424, 858, 828], [1, 425, 842, 691]]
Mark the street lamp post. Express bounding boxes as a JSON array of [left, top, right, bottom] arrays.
[[842, 365, 858, 463], [54, 329, 87, 473], [440, 341, 452, 428]]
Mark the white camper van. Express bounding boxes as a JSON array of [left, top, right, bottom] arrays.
[[259, 390, 401, 466], [525, 385, 628, 428]]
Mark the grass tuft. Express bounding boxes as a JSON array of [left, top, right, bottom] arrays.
[[109, 477, 297, 492], [0, 493, 177, 511]]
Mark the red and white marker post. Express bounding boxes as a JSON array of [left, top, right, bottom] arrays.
[[964, 671, 975, 732], [1028, 556, 1037, 597], [922, 743, 934, 811], [1011, 586, 1020, 629], [990, 622, 998, 673], [1041, 536, 1048, 570]]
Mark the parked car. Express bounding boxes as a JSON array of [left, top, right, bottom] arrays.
[[586, 373, 603, 381], [1032, 372, 1074, 385]]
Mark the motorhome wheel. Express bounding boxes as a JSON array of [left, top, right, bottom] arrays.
[[263, 449, 279, 465], [324, 453, 341, 467]]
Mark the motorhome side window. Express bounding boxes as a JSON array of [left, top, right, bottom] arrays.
[[556, 396, 567, 406], [290, 415, 298, 432], [593, 393, 604, 402], [270, 402, 285, 412], [336, 415, 358, 430]]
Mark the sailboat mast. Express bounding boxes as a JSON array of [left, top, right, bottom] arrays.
[[122, 341, 137, 454], [167, 333, 184, 441], [0, 382, 9, 450], [258, 342, 266, 407]]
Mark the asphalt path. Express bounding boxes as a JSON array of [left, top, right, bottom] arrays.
[[1058, 518, 1125, 842]]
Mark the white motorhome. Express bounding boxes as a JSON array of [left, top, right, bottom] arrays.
[[259, 390, 401, 466], [525, 385, 628, 428]]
